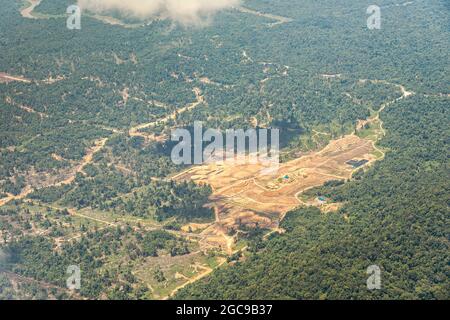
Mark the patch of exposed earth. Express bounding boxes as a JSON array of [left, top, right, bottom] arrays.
[[175, 134, 376, 251], [174, 80, 415, 252], [0, 72, 31, 84]]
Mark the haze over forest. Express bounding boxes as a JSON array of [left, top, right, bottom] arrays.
[[0, 0, 448, 300]]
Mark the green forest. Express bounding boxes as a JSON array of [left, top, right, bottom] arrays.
[[176, 96, 449, 299], [0, 0, 448, 300]]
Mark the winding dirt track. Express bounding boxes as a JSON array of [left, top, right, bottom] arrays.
[[0, 88, 205, 208], [359, 80, 415, 159], [20, 0, 41, 19], [0, 72, 31, 83], [7, 3, 429, 299], [0, 138, 107, 207], [0, 51, 417, 297], [129, 88, 204, 139], [1, 269, 83, 299], [234, 6, 293, 26], [165, 264, 215, 300], [54, 138, 108, 187], [174, 79, 416, 253], [19, 0, 143, 28]]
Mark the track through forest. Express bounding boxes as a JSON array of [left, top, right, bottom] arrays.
[[0, 72, 426, 299], [20, 2, 294, 29], [234, 6, 294, 27], [0, 16, 424, 294], [0, 88, 205, 208], [20, 0, 41, 19], [129, 88, 204, 139], [172, 78, 417, 258]]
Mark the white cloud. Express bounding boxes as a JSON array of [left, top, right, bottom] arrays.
[[77, 0, 240, 25]]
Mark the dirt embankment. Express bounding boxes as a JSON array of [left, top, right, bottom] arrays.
[[0, 138, 108, 208], [174, 80, 416, 252], [175, 134, 375, 250], [0, 87, 206, 208]]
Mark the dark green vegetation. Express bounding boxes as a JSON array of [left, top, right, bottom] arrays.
[[29, 168, 213, 221], [1, 217, 192, 299], [176, 96, 450, 300], [0, 0, 448, 299], [0, 271, 73, 300]]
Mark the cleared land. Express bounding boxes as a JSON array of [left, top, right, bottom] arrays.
[[20, 0, 41, 19], [174, 80, 415, 252], [0, 72, 31, 84], [0, 138, 107, 207], [0, 85, 204, 207], [1, 44, 416, 296], [19, 2, 293, 29], [175, 134, 376, 251], [234, 6, 294, 27], [129, 88, 204, 141]]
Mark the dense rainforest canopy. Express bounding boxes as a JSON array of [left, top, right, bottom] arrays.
[[0, 0, 448, 300]]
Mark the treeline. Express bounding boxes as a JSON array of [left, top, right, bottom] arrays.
[[111, 180, 214, 222], [1, 227, 191, 299], [29, 165, 213, 222], [176, 96, 450, 300]]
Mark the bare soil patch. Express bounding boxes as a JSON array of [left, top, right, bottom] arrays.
[[175, 134, 376, 250], [0, 72, 31, 84], [20, 0, 41, 19]]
